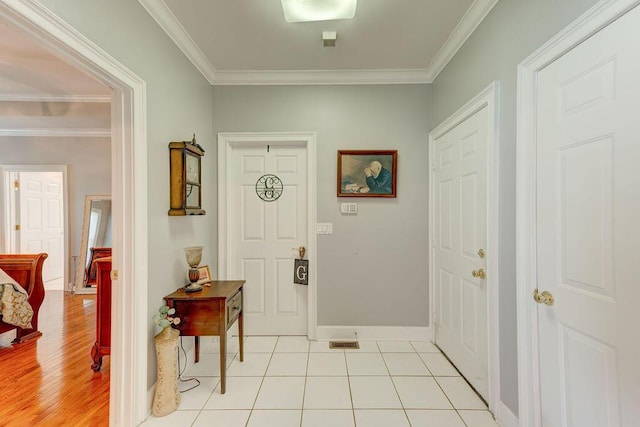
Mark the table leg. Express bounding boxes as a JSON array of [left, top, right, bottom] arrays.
[[220, 328, 227, 394], [195, 336, 200, 363], [239, 306, 244, 362]]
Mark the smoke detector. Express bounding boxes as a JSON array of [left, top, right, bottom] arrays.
[[323, 31, 337, 47]]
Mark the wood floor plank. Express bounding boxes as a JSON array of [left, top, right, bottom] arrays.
[[0, 291, 110, 426]]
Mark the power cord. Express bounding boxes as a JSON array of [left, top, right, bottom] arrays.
[[176, 336, 200, 393]]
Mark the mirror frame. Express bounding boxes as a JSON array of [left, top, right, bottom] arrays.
[[76, 194, 111, 290]]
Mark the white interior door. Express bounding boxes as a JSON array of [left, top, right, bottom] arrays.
[[18, 171, 64, 286], [433, 106, 489, 399], [535, 5, 640, 426], [229, 143, 308, 335]]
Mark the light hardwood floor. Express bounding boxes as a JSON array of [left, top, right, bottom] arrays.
[[0, 290, 110, 426]]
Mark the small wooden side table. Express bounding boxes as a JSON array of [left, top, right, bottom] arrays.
[[163, 280, 244, 394]]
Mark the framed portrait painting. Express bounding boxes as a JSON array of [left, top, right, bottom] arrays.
[[196, 265, 212, 286], [337, 150, 397, 198]]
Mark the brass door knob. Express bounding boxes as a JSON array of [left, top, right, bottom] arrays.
[[477, 248, 486, 259], [472, 269, 486, 279], [533, 289, 554, 306], [292, 246, 306, 259]]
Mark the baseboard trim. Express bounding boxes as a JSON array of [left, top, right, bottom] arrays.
[[317, 326, 431, 342], [145, 383, 154, 421], [496, 400, 519, 427]]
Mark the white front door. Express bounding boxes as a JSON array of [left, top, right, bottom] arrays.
[[535, 5, 640, 425], [433, 105, 489, 399], [228, 143, 308, 335], [18, 171, 64, 286]]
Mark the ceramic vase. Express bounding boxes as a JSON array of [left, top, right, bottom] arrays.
[[151, 326, 180, 417]]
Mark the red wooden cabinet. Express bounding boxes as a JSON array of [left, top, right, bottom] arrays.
[[91, 257, 111, 371], [85, 247, 111, 286]]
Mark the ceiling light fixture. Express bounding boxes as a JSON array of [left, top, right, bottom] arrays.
[[281, 0, 357, 23]]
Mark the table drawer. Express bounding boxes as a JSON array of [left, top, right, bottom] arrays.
[[227, 291, 242, 326]]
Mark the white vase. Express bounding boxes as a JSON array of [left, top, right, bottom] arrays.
[[151, 327, 180, 417]]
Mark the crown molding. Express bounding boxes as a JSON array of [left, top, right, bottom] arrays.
[[0, 128, 110, 137], [137, 0, 216, 84], [426, 0, 500, 82], [0, 94, 111, 102], [0, 116, 110, 137], [140, 0, 497, 85], [212, 69, 431, 85]]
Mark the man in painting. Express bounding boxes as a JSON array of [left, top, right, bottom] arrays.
[[364, 160, 392, 194]]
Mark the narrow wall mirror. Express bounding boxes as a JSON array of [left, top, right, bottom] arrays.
[[75, 195, 112, 293]]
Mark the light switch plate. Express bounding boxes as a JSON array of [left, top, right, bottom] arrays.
[[316, 223, 333, 235], [340, 203, 357, 214]]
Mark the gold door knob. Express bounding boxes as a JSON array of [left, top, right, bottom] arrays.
[[533, 289, 554, 306], [472, 269, 486, 279], [292, 246, 306, 259], [477, 248, 485, 259]]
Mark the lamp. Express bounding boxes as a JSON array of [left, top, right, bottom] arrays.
[[281, 0, 357, 23], [184, 246, 203, 293]]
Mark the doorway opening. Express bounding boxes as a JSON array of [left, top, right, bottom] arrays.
[[0, 1, 148, 424], [2, 166, 67, 291]]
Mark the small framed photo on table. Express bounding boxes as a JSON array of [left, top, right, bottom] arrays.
[[337, 150, 397, 198], [196, 265, 212, 286]]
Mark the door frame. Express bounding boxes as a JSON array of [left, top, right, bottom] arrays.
[[428, 81, 500, 411], [0, 1, 149, 425], [516, 0, 640, 425], [218, 132, 318, 339], [1, 165, 68, 289]]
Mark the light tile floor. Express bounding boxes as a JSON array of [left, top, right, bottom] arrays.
[[141, 336, 499, 427]]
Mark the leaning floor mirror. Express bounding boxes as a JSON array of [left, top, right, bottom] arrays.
[[75, 195, 112, 294]]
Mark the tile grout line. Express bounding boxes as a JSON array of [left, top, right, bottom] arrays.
[[343, 345, 357, 426], [298, 347, 311, 427], [415, 343, 472, 426], [245, 337, 278, 426], [431, 374, 469, 427], [431, 341, 489, 425], [380, 343, 413, 426]]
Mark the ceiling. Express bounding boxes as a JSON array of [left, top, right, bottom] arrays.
[[0, 15, 110, 137], [141, 0, 498, 85], [0, 15, 109, 100], [0, 0, 499, 136]]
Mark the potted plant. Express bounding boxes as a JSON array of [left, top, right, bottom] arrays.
[[154, 305, 181, 330]]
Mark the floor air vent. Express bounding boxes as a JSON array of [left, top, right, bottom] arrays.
[[329, 341, 359, 349]]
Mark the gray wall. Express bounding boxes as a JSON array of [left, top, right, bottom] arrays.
[[10, 0, 604, 416], [35, 0, 215, 388], [430, 0, 600, 414], [0, 136, 111, 277], [213, 85, 431, 326]]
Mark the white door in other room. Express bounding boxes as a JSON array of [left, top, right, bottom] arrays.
[[433, 105, 489, 400], [17, 171, 65, 288], [535, 5, 640, 426], [228, 143, 308, 335]]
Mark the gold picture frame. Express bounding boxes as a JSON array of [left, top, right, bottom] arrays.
[[196, 265, 212, 286], [337, 150, 397, 197]]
